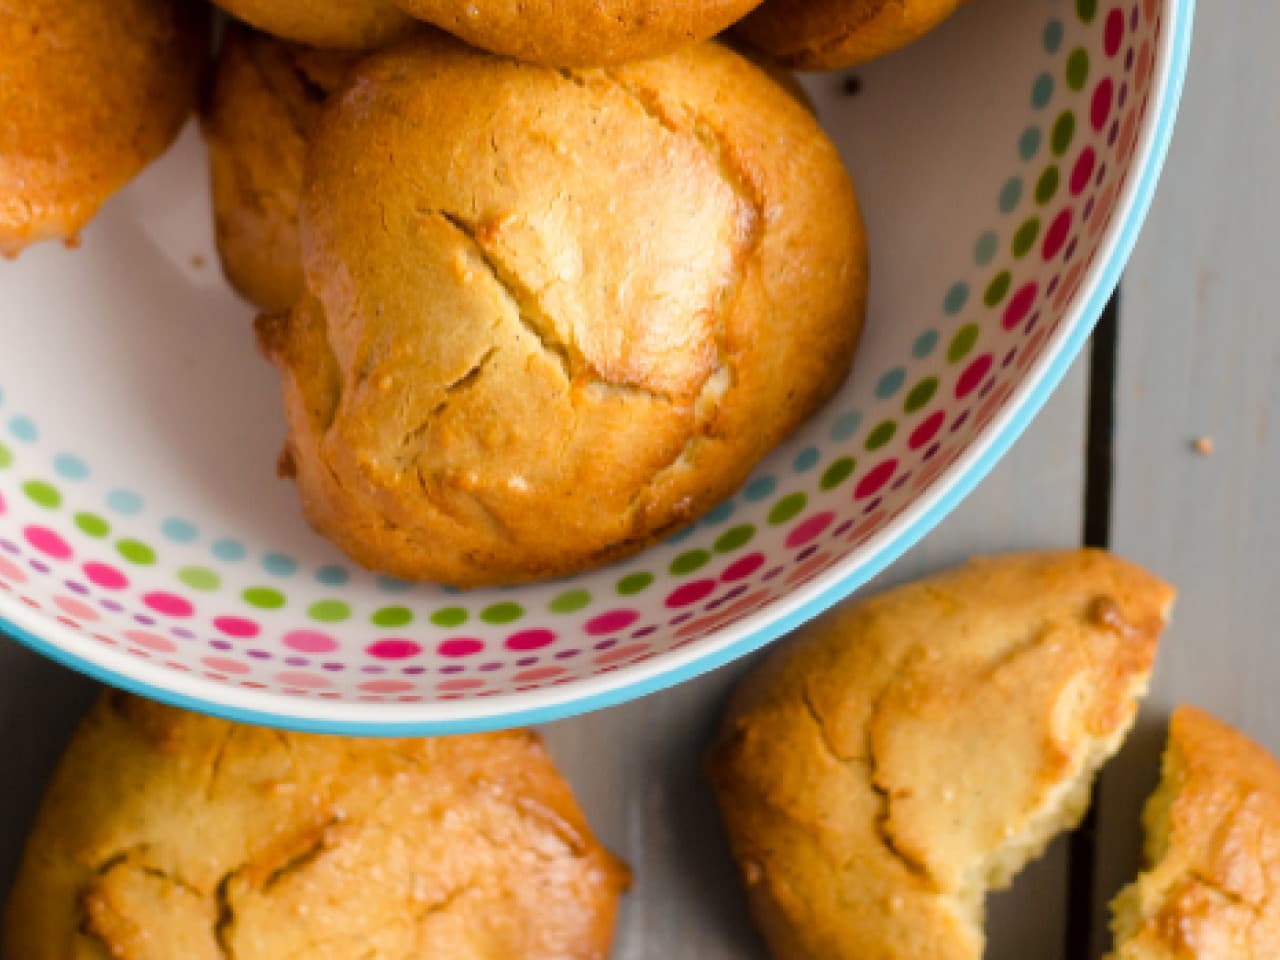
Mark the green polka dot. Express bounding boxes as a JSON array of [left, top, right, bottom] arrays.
[[74, 512, 110, 538], [943, 282, 969, 316], [1066, 48, 1090, 91], [998, 177, 1023, 214], [714, 524, 756, 552], [1032, 73, 1054, 109], [117, 540, 156, 565], [244, 587, 285, 610], [1013, 218, 1041, 258], [1077, 0, 1097, 23], [0, 441, 11, 469], [372, 605, 413, 627], [309, 599, 350, 623], [22, 480, 60, 509], [948, 324, 981, 364], [768, 493, 807, 526], [904, 377, 939, 414], [865, 420, 896, 451], [480, 602, 524, 625], [549, 589, 591, 614], [1052, 111, 1076, 156], [984, 271, 1013, 307], [671, 550, 711, 576], [1036, 166, 1060, 205], [617, 572, 654, 596], [1019, 126, 1042, 161], [178, 566, 220, 591], [431, 606, 468, 627], [820, 458, 855, 491]]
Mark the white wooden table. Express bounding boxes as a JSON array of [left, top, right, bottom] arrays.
[[0, 7, 1268, 957]]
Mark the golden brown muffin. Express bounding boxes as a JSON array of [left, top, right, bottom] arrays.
[[211, 0, 415, 49], [735, 0, 967, 71], [0, 0, 206, 257], [392, 0, 765, 67], [259, 33, 866, 586], [708, 550, 1176, 960], [3, 692, 630, 960], [205, 26, 359, 312], [1108, 707, 1280, 959]]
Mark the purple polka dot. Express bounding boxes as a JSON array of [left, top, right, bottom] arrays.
[[209, 639, 233, 652], [515, 656, 539, 667], [0, 539, 18, 555], [554, 648, 581, 659], [593, 639, 619, 652], [795, 545, 819, 563], [361, 665, 387, 674], [479, 661, 503, 672], [923, 442, 942, 461], [440, 664, 465, 675], [862, 498, 882, 515], [832, 519, 854, 537], [247, 648, 272, 659], [171, 627, 195, 640], [1025, 312, 1041, 335], [669, 612, 695, 626], [65, 580, 88, 595], [285, 656, 310, 667], [762, 565, 785, 582], [28, 558, 50, 575], [133, 614, 156, 627], [891, 470, 914, 491], [631, 625, 658, 639], [322, 662, 345, 672]]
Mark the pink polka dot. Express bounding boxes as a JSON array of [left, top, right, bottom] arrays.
[[124, 630, 176, 653], [0, 489, 6, 515], [1104, 7, 1125, 55], [84, 561, 128, 590], [785, 512, 834, 549], [438, 637, 485, 657], [55, 595, 99, 621], [0, 556, 26, 584], [24, 525, 71, 560], [665, 579, 716, 608], [143, 591, 194, 618], [514, 666, 566, 684], [1042, 209, 1074, 260], [276, 671, 330, 689], [721, 552, 765, 582], [367, 638, 421, 659], [595, 642, 650, 665], [956, 354, 993, 399], [202, 656, 250, 675], [1071, 147, 1097, 196], [855, 459, 898, 500], [1092, 77, 1115, 133], [909, 411, 946, 451], [1002, 282, 1038, 331], [585, 610, 639, 636], [437, 677, 484, 692], [505, 629, 555, 651], [360, 679, 414, 694], [213, 615, 259, 639], [284, 629, 338, 653]]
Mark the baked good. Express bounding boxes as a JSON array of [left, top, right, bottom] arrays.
[[0, 0, 206, 257], [735, 0, 966, 71], [259, 33, 866, 586], [3, 691, 630, 960], [205, 25, 358, 312], [392, 0, 765, 66], [1108, 707, 1280, 958], [210, 0, 415, 49], [708, 549, 1175, 960]]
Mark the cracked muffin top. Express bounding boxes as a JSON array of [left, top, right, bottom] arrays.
[[1108, 707, 1280, 959], [734, 0, 966, 71], [210, 0, 415, 49], [0, 0, 206, 257], [204, 25, 360, 312], [258, 32, 866, 586], [2, 691, 630, 960], [708, 549, 1175, 960]]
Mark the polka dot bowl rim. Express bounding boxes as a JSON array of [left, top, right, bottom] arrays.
[[0, 0, 1194, 733]]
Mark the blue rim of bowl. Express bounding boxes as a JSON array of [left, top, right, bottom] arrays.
[[1, 0, 1196, 734]]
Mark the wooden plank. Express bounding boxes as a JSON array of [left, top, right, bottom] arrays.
[[543, 360, 1088, 960], [1091, 3, 1280, 954]]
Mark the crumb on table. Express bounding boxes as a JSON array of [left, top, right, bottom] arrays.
[[1192, 435, 1214, 457]]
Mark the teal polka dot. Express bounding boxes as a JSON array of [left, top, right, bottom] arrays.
[[830, 411, 862, 444], [1032, 73, 1054, 109], [161, 517, 197, 543], [1019, 126, 1042, 161], [701, 500, 735, 525], [875, 368, 906, 400], [441, 584, 466, 595], [912, 330, 939, 359], [53, 453, 88, 481], [315, 565, 349, 586], [212, 538, 246, 562], [974, 231, 999, 266], [9, 416, 37, 443], [262, 552, 297, 576], [1043, 19, 1064, 53], [666, 525, 697, 545], [106, 489, 143, 515], [376, 575, 413, 593], [999, 177, 1023, 214], [792, 447, 821, 473], [743, 475, 777, 501], [943, 282, 969, 316]]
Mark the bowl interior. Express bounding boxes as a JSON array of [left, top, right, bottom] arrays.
[[0, 0, 1179, 730]]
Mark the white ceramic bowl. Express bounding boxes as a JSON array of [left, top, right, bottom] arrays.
[[0, 0, 1193, 731]]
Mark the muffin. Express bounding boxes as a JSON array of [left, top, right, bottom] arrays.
[[392, 0, 766, 66], [205, 25, 359, 312], [210, 0, 415, 49], [3, 691, 630, 960], [735, 0, 966, 71], [259, 33, 866, 586], [708, 550, 1175, 960], [1108, 707, 1280, 958], [0, 0, 206, 257]]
